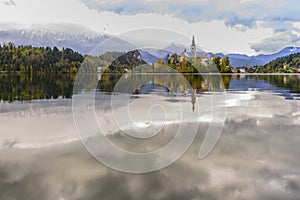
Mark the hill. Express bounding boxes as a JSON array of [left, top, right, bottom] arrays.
[[82, 50, 155, 73], [260, 52, 300, 73], [106, 50, 147, 73]]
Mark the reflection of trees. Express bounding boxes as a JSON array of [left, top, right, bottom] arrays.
[[221, 75, 232, 90], [98, 74, 193, 94], [8, 72, 294, 103], [96, 74, 231, 93], [258, 75, 300, 93], [0, 73, 75, 102], [195, 75, 231, 91]]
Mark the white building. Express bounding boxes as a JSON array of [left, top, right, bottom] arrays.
[[179, 49, 190, 62]]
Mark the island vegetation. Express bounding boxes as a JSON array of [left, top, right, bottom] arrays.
[[154, 54, 233, 73]]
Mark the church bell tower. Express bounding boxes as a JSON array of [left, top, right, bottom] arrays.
[[191, 35, 197, 60]]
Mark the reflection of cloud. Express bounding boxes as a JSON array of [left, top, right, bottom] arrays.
[[1, 88, 300, 199], [1, 114, 300, 200], [2, 0, 16, 6]]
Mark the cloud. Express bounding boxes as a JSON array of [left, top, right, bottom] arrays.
[[80, 0, 300, 27], [250, 31, 300, 53], [78, 0, 300, 53], [2, 0, 15, 6], [252, 21, 300, 53], [29, 23, 98, 34], [1, 90, 300, 199], [1, 117, 300, 200]]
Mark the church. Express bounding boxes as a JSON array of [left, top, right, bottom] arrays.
[[179, 35, 210, 66]]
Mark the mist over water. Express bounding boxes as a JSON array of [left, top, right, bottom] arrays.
[[0, 75, 300, 200]]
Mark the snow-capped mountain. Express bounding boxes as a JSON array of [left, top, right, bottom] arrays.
[[1, 29, 300, 67], [0, 29, 109, 55]]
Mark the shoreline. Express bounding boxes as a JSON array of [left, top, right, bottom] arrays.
[[1, 71, 299, 75]]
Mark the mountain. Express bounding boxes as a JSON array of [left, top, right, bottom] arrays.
[[144, 49, 171, 59], [255, 46, 300, 63], [0, 29, 113, 55], [227, 47, 300, 67], [164, 43, 188, 54], [204, 47, 300, 67], [1, 29, 300, 67], [0, 29, 158, 63], [139, 50, 159, 64]]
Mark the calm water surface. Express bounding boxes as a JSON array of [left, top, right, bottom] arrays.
[[0, 74, 299, 200]]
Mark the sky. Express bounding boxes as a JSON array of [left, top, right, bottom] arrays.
[[0, 0, 300, 55]]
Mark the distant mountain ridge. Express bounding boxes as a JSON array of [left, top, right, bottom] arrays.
[[156, 43, 300, 67], [0, 29, 109, 55], [1, 29, 300, 67], [191, 46, 300, 67], [226, 46, 300, 67]]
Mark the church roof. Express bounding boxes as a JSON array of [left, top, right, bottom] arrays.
[[180, 51, 190, 58], [199, 54, 208, 59]]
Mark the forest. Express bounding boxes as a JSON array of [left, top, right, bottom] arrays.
[[262, 52, 300, 73], [0, 42, 84, 75], [245, 52, 300, 73], [0, 43, 148, 74]]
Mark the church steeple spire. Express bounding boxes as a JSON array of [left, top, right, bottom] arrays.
[[192, 35, 196, 46], [191, 35, 197, 60]]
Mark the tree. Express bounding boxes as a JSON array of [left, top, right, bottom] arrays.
[[220, 57, 232, 73], [212, 56, 221, 72]]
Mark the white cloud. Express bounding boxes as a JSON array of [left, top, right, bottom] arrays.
[[79, 0, 300, 26], [78, 0, 300, 54], [2, 0, 16, 6], [0, 0, 299, 55], [250, 31, 300, 53]]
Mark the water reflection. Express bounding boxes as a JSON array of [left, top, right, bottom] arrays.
[[1, 74, 300, 102], [191, 89, 196, 112], [0, 74, 300, 199], [0, 73, 75, 102]]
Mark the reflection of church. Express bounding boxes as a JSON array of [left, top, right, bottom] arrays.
[[179, 36, 210, 66]]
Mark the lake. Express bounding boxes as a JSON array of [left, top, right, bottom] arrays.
[[0, 74, 300, 200]]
